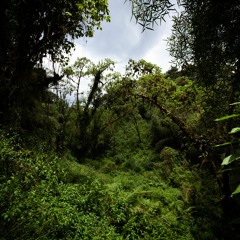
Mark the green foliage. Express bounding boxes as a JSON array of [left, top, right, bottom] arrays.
[[216, 114, 240, 122], [232, 185, 240, 196], [1, 0, 110, 64], [0, 0, 110, 127], [229, 127, 240, 134], [0, 116, 223, 240], [222, 153, 240, 166], [63, 58, 117, 159], [60, 156, 99, 184], [0, 0, 238, 237], [0, 131, 120, 239], [216, 109, 240, 198], [164, 158, 222, 239]]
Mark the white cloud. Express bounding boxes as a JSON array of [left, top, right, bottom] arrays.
[[143, 27, 173, 72], [143, 42, 171, 72]]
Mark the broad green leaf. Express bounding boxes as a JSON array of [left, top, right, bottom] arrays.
[[229, 127, 240, 134], [214, 142, 232, 147], [221, 153, 240, 166], [215, 114, 240, 121], [232, 184, 240, 196]]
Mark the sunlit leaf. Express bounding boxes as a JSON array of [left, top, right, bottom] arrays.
[[230, 102, 240, 106], [221, 153, 240, 166], [65, 12, 72, 17], [214, 142, 232, 147], [232, 185, 240, 196], [215, 114, 240, 121], [229, 127, 240, 134]]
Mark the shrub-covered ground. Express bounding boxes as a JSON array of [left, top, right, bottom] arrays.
[[0, 131, 222, 239]]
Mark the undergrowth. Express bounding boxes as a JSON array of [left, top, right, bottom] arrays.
[[0, 131, 222, 239]]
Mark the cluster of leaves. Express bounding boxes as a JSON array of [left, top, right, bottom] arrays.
[[215, 103, 240, 196], [127, 0, 176, 31]]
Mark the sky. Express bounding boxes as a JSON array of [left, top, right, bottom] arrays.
[[70, 0, 174, 74]]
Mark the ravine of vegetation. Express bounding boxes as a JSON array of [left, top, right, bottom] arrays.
[[1, 0, 240, 239]]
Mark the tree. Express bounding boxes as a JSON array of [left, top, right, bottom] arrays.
[[64, 57, 93, 120], [128, 1, 240, 235], [0, 0, 110, 125], [168, 1, 240, 86], [128, 0, 240, 86], [65, 58, 116, 159]]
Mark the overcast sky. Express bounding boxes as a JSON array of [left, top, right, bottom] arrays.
[[70, 0, 173, 74]]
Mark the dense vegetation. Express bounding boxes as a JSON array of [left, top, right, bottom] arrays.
[[1, 0, 240, 239]]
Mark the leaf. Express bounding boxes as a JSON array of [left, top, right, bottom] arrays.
[[215, 114, 240, 121], [230, 102, 240, 106], [221, 153, 240, 166], [229, 127, 240, 134], [146, 27, 154, 30], [65, 12, 72, 17], [232, 185, 240, 196], [76, 3, 83, 10], [214, 142, 232, 147]]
